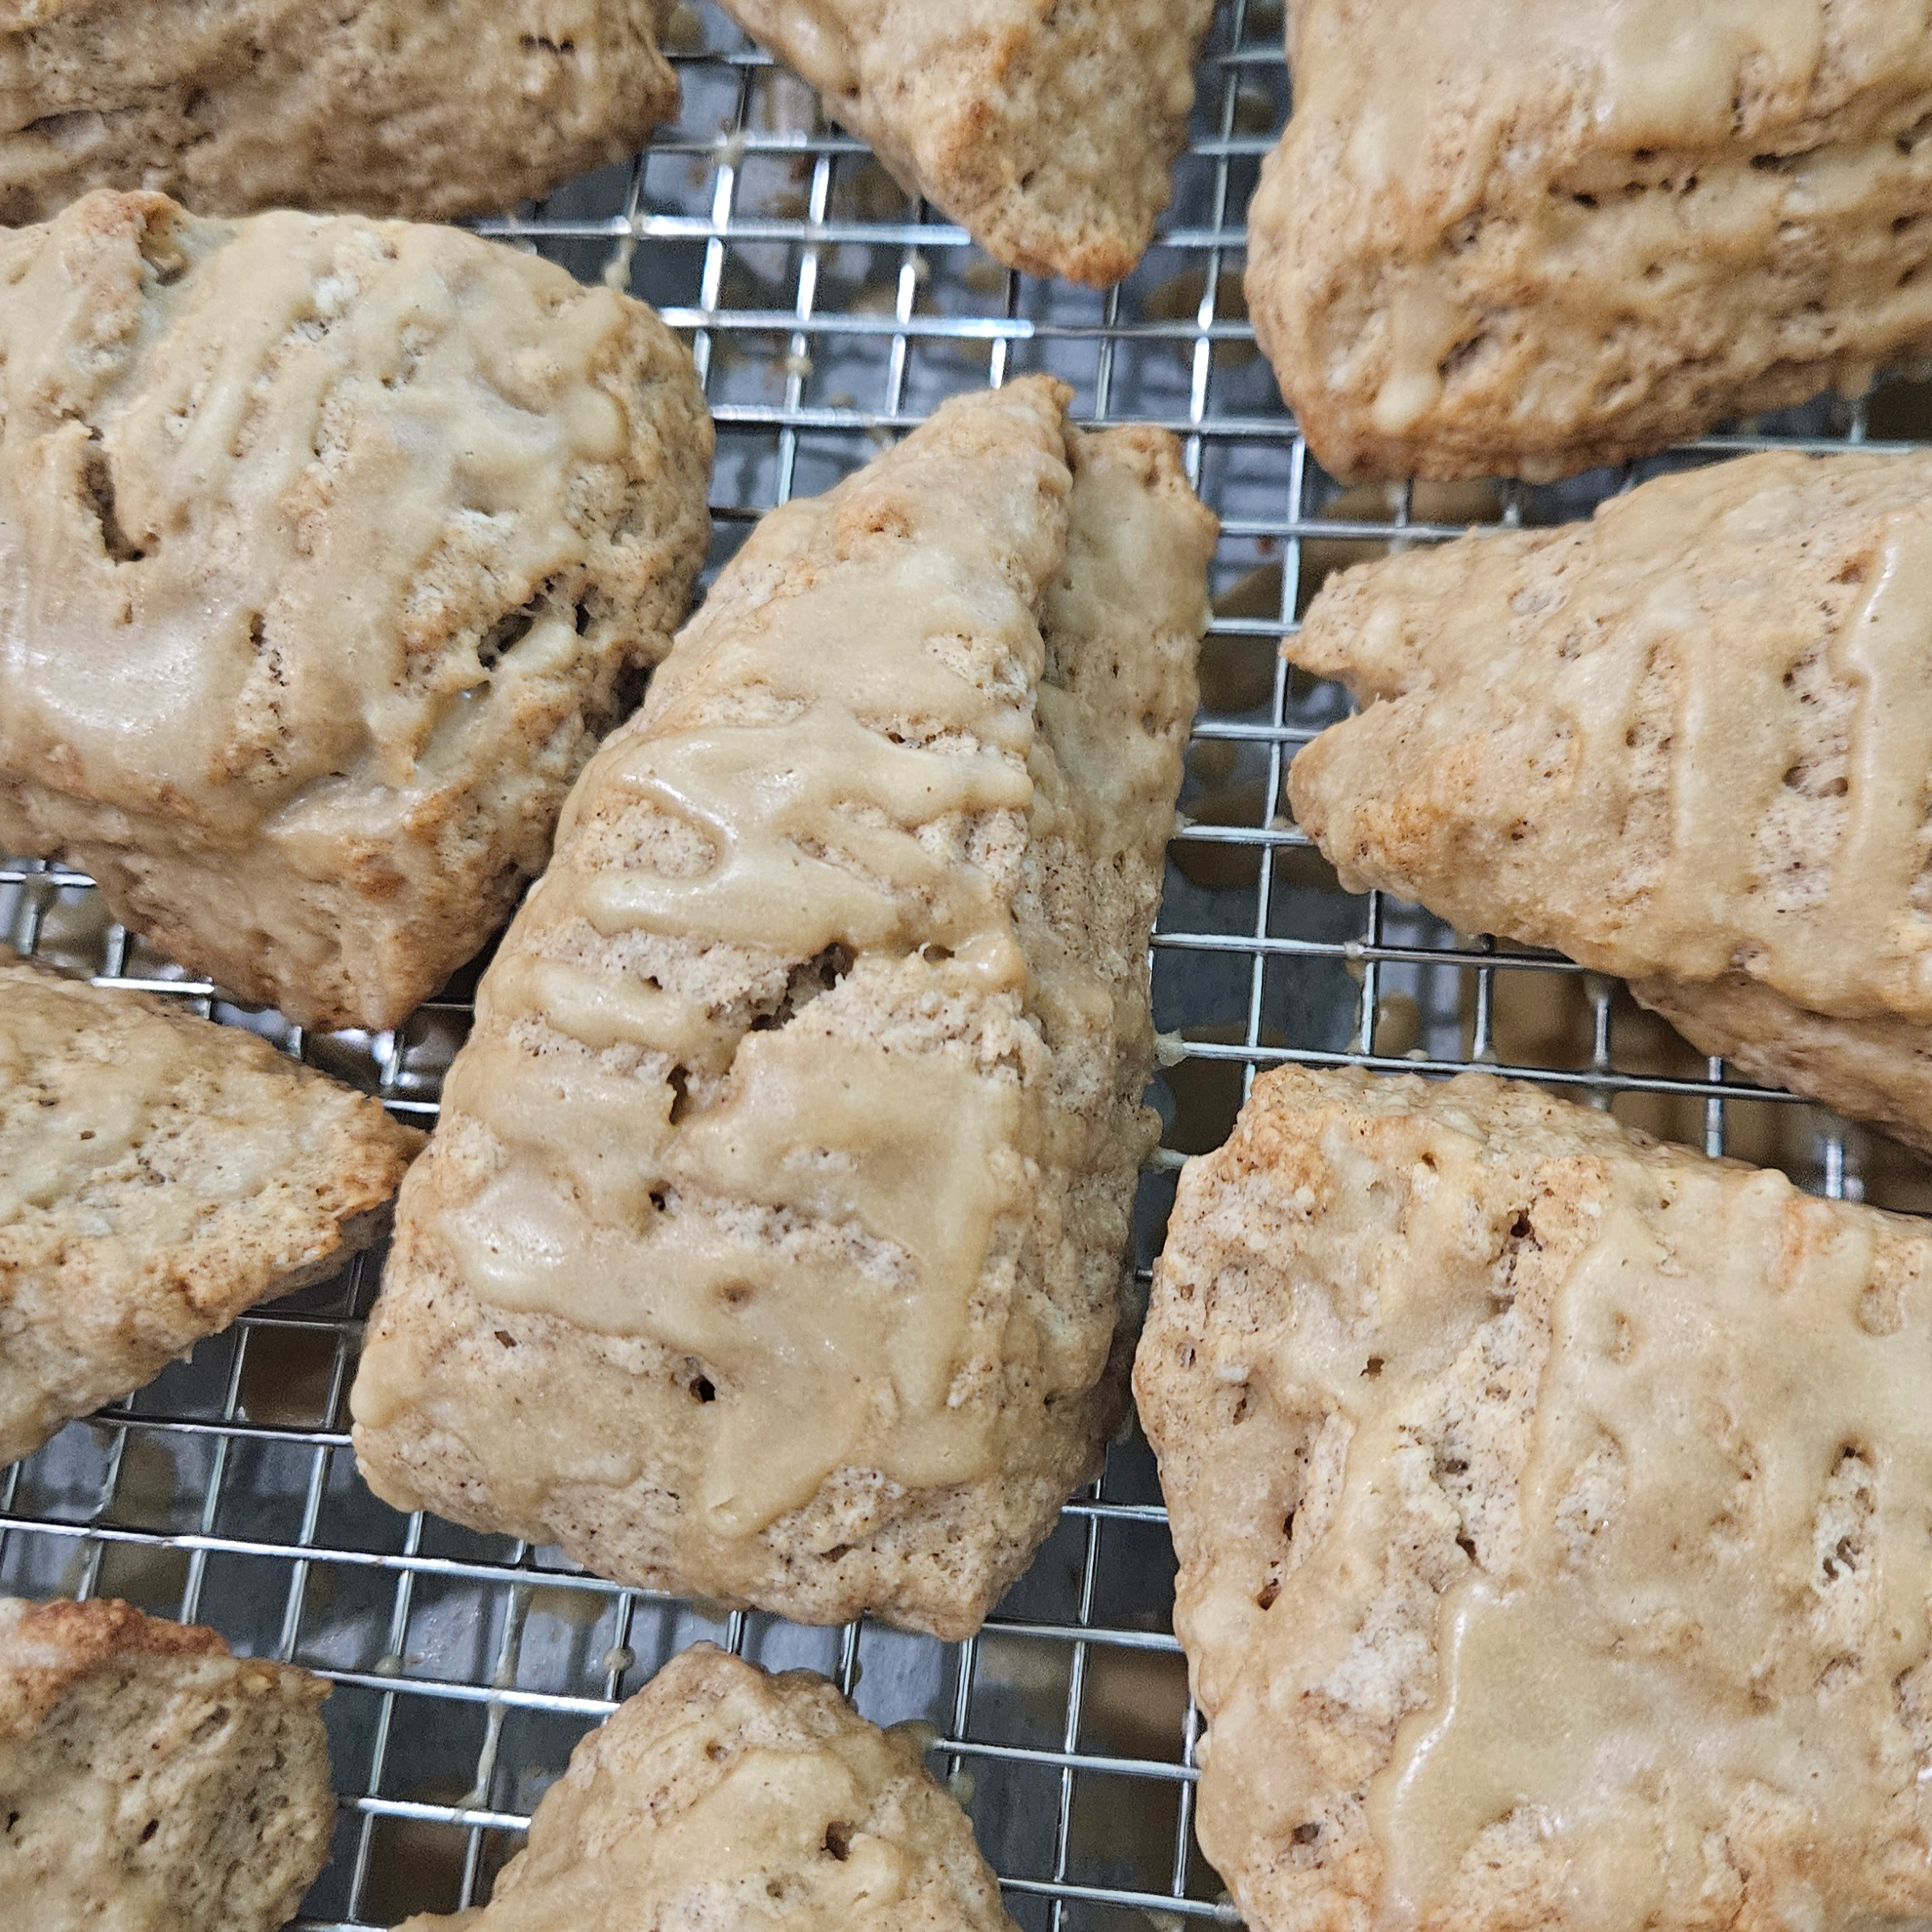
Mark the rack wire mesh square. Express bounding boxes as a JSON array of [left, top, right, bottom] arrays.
[[4, 2, 1930, 1925]]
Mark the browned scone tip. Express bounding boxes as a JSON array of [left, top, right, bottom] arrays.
[[1136, 1062, 1932, 1932], [398, 1644, 1016, 1930], [0, 1595, 334, 1931], [349, 375, 1216, 1639], [0, 0, 679, 224], [1285, 447, 1932, 1161], [0, 948, 423, 1468], [712, 0, 1214, 286], [1250, 0, 1932, 481], [0, 188, 713, 1033], [0, 1595, 231, 1717]]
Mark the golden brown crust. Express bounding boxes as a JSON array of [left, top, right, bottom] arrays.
[[0, 189, 712, 1030], [1287, 448, 1932, 1155], [1137, 1064, 1932, 1932], [0, 0, 679, 224], [1252, 0, 1932, 481], [0, 1595, 333, 1929], [713, 0, 1212, 287], [0, 950, 423, 1464], [0, 1597, 231, 1736], [351, 379, 1214, 1637]]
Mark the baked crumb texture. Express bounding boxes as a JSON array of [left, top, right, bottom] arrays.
[[0, 1595, 333, 1931], [0, 949, 422, 1466], [0, 188, 712, 1030], [398, 1643, 1015, 1930], [1252, 0, 1932, 481], [712, 0, 1214, 287], [0, 0, 679, 222], [1137, 1063, 1932, 1932], [352, 376, 1216, 1638], [1289, 448, 1932, 1159]]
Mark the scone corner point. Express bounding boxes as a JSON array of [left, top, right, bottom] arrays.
[[0, 948, 421, 1469], [0, 1595, 334, 1932], [712, 0, 1216, 287]]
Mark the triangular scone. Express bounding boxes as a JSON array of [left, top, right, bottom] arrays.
[[714, 0, 1213, 287], [0, 0, 679, 224], [1137, 1064, 1932, 1932], [0, 189, 712, 1031], [400, 1644, 1014, 1931], [0, 950, 422, 1465], [1249, 1, 1932, 481], [0, 1596, 333, 1930], [351, 376, 1216, 1637], [1286, 449, 1932, 1158]]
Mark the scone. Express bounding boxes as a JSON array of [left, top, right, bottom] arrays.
[[1136, 1063, 1932, 1932], [0, 188, 712, 1031], [0, 0, 678, 224], [1286, 448, 1932, 1158], [715, 0, 1213, 286], [1251, 1, 1932, 481], [398, 1644, 1014, 1930], [1, 949, 422, 1466], [0, 1595, 334, 1930], [351, 376, 1216, 1637]]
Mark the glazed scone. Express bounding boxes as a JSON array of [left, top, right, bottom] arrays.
[[1286, 448, 1932, 1158], [398, 1644, 1014, 1930], [1136, 1064, 1932, 1932], [0, 0, 678, 225], [351, 376, 1216, 1637], [714, 0, 1212, 286], [0, 1595, 333, 1930], [0, 189, 712, 1031], [1251, 0, 1932, 481], [0, 949, 422, 1466]]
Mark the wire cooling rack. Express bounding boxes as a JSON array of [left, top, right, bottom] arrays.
[[5, 3, 1932, 1926]]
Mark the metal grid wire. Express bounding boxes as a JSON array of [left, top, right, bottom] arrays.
[[4, 2, 1931, 1925]]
